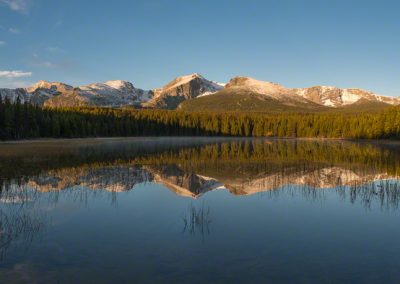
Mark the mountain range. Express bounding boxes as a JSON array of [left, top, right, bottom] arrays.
[[1, 73, 399, 111]]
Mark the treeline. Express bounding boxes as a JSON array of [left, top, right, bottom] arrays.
[[1, 96, 400, 140]]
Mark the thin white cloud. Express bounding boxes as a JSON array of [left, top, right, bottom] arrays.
[[0, 70, 32, 78], [8, 27, 20, 34], [0, 0, 29, 13], [0, 41, 5, 46], [0, 70, 33, 88]]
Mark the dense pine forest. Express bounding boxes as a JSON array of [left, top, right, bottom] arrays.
[[1, 96, 400, 140]]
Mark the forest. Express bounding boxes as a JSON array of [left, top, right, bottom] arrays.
[[1, 95, 400, 140]]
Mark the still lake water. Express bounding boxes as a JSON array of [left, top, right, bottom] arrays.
[[0, 137, 400, 283]]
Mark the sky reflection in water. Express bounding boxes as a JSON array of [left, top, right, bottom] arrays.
[[0, 138, 400, 283]]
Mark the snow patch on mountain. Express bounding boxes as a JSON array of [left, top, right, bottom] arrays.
[[294, 85, 400, 107], [226, 77, 289, 99], [341, 89, 362, 105], [76, 80, 153, 106]]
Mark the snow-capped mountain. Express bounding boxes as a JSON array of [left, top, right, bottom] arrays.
[[0, 81, 75, 105], [143, 73, 224, 109], [45, 80, 153, 107], [293, 86, 400, 107], [78, 80, 152, 104], [217, 76, 400, 107], [223, 76, 317, 105], [225, 76, 291, 99], [182, 76, 400, 111], [0, 80, 153, 107], [26, 80, 74, 94], [1, 74, 399, 110]]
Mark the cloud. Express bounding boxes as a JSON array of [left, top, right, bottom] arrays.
[[0, 41, 5, 46], [0, 70, 33, 88], [0, 70, 32, 78], [0, 0, 30, 13], [8, 27, 20, 34]]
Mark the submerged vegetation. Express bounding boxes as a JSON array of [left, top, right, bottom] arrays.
[[1, 96, 400, 140]]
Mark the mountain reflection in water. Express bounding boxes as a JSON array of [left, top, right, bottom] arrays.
[[1, 138, 400, 201], [1, 138, 400, 282]]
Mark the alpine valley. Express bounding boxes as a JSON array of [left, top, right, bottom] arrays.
[[1, 73, 399, 112]]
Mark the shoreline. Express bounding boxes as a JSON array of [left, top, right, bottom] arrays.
[[0, 136, 399, 145]]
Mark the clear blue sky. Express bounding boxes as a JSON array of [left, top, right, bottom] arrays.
[[0, 0, 399, 97]]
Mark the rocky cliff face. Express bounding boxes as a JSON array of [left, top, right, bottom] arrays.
[[143, 73, 224, 109], [0, 88, 30, 103]]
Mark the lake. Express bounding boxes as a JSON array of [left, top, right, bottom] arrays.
[[0, 137, 400, 283]]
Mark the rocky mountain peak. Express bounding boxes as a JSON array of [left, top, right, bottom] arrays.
[[144, 73, 224, 109], [162, 73, 206, 91], [103, 80, 135, 91], [226, 76, 287, 93], [27, 80, 73, 93]]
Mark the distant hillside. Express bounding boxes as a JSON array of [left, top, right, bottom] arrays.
[[178, 89, 328, 113], [333, 99, 394, 113]]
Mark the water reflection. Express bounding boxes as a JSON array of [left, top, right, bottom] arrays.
[[1, 138, 400, 282], [182, 203, 212, 240], [1, 139, 400, 258], [1, 138, 400, 199], [0, 185, 44, 260]]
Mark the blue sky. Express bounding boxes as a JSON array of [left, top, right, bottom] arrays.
[[0, 0, 399, 97]]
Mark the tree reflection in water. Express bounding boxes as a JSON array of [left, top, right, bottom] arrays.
[[0, 138, 400, 256]]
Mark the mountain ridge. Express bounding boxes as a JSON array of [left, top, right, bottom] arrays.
[[1, 74, 399, 111]]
